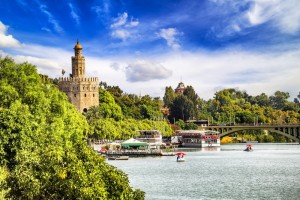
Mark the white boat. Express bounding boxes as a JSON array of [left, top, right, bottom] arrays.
[[173, 130, 220, 148], [107, 155, 129, 160], [136, 130, 163, 145], [160, 151, 176, 156]]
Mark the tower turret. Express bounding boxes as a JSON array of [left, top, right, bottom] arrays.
[[72, 40, 85, 78]]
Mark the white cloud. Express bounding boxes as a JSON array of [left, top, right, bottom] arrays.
[[246, 1, 275, 26], [111, 29, 130, 40], [125, 60, 172, 82], [41, 27, 51, 32], [4, 43, 72, 77], [245, 0, 300, 34], [2, 38, 299, 101], [126, 17, 139, 27], [11, 41, 300, 100], [157, 48, 300, 100], [13, 55, 61, 69], [39, 4, 63, 33], [272, 0, 300, 34], [157, 28, 182, 49], [213, 0, 300, 37], [91, 0, 111, 22], [110, 62, 121, 70], [111, 12, 128, 28], [0, 21, 22, 48], [68, 3, 80, 26], [110, 12, 140, 41]]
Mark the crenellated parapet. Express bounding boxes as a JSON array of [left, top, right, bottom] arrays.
[[58, 77, 99, 83]]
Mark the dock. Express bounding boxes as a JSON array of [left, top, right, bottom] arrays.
[[106, 150, 175, 157]]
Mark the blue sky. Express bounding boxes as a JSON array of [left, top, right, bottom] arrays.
[[1, 0, 300, 100]]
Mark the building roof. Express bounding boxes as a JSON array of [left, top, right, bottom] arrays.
[[175, 81, 186, 93], [74, 40, 82, 49]]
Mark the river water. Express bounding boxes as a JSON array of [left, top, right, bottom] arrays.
[[108, 144, 300, 200]]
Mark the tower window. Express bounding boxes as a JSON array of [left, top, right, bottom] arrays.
[[93, 94, 95, 97], [84, 94, 87, 97], [74, 94, 76, 97]]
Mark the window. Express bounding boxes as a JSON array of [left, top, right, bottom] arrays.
[[74, 94, 76, 97], [84, 94, 86, 97]]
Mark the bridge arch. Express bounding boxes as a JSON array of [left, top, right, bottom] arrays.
[[206, 125, 300, 143]]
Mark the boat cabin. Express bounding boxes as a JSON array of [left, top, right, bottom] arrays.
[[136, 130, 163, 150], [173, 130, 220, 148], [136, 130, 163, 144]]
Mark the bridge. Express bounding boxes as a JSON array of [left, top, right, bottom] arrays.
[[202, 124, 300, 143]]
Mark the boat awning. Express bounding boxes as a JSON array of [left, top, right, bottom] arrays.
[[121, 138, 148, 147]]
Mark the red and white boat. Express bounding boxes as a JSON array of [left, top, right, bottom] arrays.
[[176, 152, 186, 162], [172, 130, 220, 148]]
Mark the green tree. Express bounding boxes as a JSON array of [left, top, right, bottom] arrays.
[[169, 95, 194, 122], [270, 91, 290, 110], [0, 56, 144, 199], [163, 86, 176, 107]]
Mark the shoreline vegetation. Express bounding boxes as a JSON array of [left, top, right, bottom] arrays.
[[1, 56, 299, 199], [0, 57, 145, 199]]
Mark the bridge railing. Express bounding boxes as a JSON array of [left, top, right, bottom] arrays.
[[208, 123, 299, 127]]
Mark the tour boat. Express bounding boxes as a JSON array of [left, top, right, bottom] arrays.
[[136, 130, 163, 144], [136, 130, 164, 150], [172, 130, 220, 148]]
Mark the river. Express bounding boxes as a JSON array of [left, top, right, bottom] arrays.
[[107, 143, 300, 200]]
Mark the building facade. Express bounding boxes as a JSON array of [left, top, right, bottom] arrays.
[[175, 81, 186, 94], [58, 41, 99, 112]]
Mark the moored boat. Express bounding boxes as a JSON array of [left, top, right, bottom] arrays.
[[160, 151, 176, 156], [108, 155, 129, 160], [172, 130, 220, 148]]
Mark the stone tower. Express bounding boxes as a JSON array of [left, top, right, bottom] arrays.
[[58, 41, 99, 112]]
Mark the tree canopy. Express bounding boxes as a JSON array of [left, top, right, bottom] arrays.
[[0, 56, 144, 199], [163, 86, 299, 128]]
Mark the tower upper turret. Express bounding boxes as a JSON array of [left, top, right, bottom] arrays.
[[72, 40, 85, 78]]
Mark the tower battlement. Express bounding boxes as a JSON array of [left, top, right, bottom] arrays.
[[59, 77, 99, 82], [58, 40, 99, 113]]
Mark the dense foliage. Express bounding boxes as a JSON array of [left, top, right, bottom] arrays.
[[0, 56, 144, 199], [163, 87, 300, 125], [163, 85, 299, 142], [86, 84, 173, 140]]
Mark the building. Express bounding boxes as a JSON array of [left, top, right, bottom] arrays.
[[58, 41, 99, 112], [174, 81, 186, 94]]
